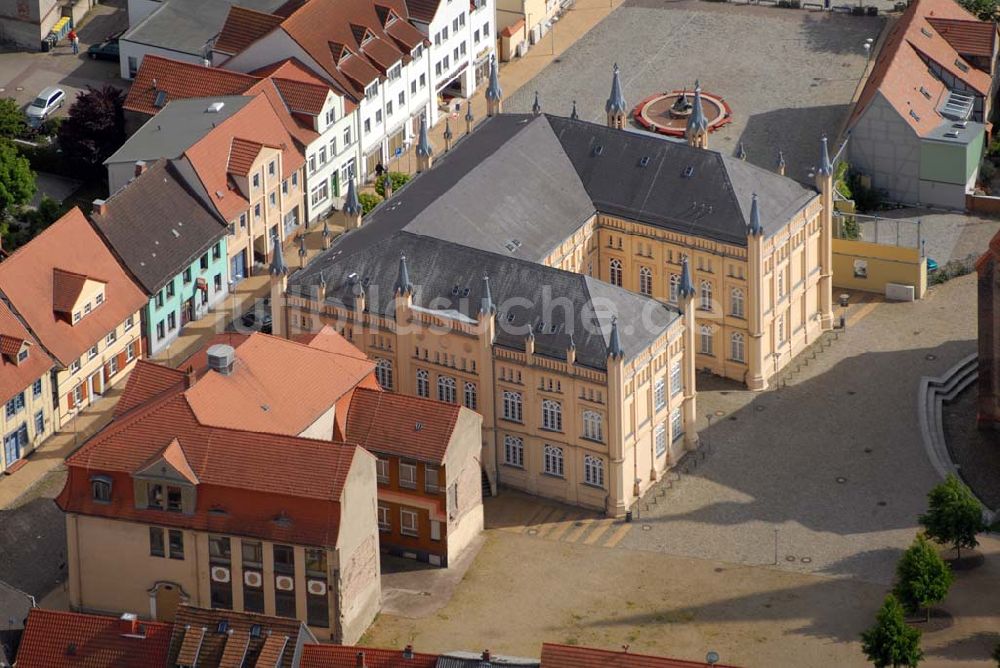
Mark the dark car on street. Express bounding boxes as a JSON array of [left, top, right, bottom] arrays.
[[87, 38, 119, 61]]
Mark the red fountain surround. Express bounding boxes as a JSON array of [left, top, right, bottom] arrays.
[[633, 89, 732, 138]]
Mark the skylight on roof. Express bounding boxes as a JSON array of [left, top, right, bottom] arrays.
[[153, 90, 168, 108], [909, 109, 921, 121], [919, 86, 931, 100], [920, 26, 933, 38], [955, 58, 970, 73]]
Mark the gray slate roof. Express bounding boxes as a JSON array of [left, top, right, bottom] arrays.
[[105, 96, 252, 167], [0, 580, 33, 632], [90, 160, 226, 294], [122, 0, 285, 57], [289, 231, 679, 370]]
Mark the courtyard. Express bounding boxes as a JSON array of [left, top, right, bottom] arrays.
[[504, 0, 882, 183]]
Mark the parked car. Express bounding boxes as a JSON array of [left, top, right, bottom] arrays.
[[240, 308, 272, 334], [87, 38, 119, 61], [26, 87, 65, 127], [927, 257, 939, 272]]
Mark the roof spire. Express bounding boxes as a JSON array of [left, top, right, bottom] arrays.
[[485, 55, 502, 102], [736, 141, 747, 161], [269, 234, 288, 276], [606, 63, 627, 115], [343, 178, 362, 216], [570, 100, 579, 120], [531, 90, 541, 116], [394, 251, 412, 295], [818, 134, 833, 176], [607, 316, 624, 359], [686, 81, 708, 137], [415, 114, 433, 158], [480, 272, 494, 315], [678, 255, 695, 299], [748, 193, 763, 236], [776, 149, 786, 175]]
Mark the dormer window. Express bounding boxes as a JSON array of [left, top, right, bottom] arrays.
[[17, 348, 28, 363], [95, 292, 104, 306], [83, 303, 92, 315], [73, 312, 81, 323], [91, 475, 112, 503], [365, 81, 379, 100]]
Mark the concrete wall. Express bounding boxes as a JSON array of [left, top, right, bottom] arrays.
[[298, 405, 336, 440], [119, 37, 204, 80], [849, 93, 922, 204], [444, 407, 484, 566], [832, 238, 927, 299], [334, 449, 380, 644], [0, 0, 60, 50]]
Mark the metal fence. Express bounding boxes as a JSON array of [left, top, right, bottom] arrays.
[[833, 211, 923, 250]]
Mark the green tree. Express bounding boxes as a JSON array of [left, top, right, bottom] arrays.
[[57, 85, 126, 167], [0, 139, 36, 217], [0, 98, 27, 139], [860, 595, 923, 668], [957, 0, 998, 21], [892, 534, 953, 622], [374, 171, 410, 197], [358, 191, 383, 215], [993, 641, 1000, 666], [918, 474, 987, 559]]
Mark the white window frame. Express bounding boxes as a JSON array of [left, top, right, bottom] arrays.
[[582, 410, 602, 442], [654, 378, 666, 411], [639, 266, 652, 295], [504, 435, 524, 467], [503, 390, 523, 422], [583, 454, 604, 488], [655, 424, 667, 456], [378, 505, 390, 531], [731, 288, 745, 318], [376, 458, 389, 483], [700, 325, 713, 355], [541, 399, 562, 432], [437, 375, 456, 403], [609, 259, 622, 286], [700, 280, 713, 311], [399, 461, 417, 489], [731, 332, 745, 363], [543, 445, 564, 477], [463, 381, 477, 409], [416, 369, 429, 397], [375, 358, 393, 390], [400, 508, 419, 536]]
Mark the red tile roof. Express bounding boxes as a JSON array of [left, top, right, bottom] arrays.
[[214, 5, 285, 55], [166, 605, 311, 668], [15, 609, 173, 668], [228, 137, 266, 176], [123, 55, 260, 116], [540, 644, 741, 668], [0, 208, 147, 367], [0, 301, 53, 406], [112, 359, 187, 418], [300, 644, 439, 668], [182, 93, 305, 221], [272, 77, 330, 115], [51, 268, 95, 313], [244, 78, 320, 147], [848, 0, 995, 136], [403, 0, 440, 23], [344, 387, 462, 464], [926, 16, 996, 57]]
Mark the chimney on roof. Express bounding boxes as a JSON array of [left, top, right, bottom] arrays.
[[403, 645, 414, 659], [184, 365, 196, 388], [134, 160, 147, 178], [203, 58, 211, 67], [151, 78, 158, 90], [355, 651, 366, 667], [482, 649, 491, 662], [92, 199, 107, 216], [120, 612, 144, 638], [206, 344, 236, 375]]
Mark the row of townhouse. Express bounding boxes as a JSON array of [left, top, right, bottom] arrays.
[[13, 604, 741, 667], [54, 324, 483, 643], [118, 0, 496, 206]]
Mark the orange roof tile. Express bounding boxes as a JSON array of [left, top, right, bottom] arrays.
[[51, 267, 95, 313], [272, 77, 330, 115], [927, 16, 996, 57], [0, 208, 147, 367], [228, 137, 265, 176], [540, 643, 741, 668], [183, 330, 376, 436], [183, 94, 305, 221], [244, 78, 320, 147], [124, 55, 260, 116], [214, 5, 284, 55], [0, 301, 53, 405], [166, 606, 308, 668], [112, 359, 187, 417], [300, 644, 439, 668], [15, 609, 173, 668], [344, 387, 463, 463], [849, 0, 995, 136]]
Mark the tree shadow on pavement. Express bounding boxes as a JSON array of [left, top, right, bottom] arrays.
[[926, 631, 1000, 662]]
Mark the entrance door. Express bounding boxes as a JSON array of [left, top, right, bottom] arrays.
[[181, 298, 193, 326], [4, 428, 22, 467], [155, 583, 182, 622], [87, 371, 103, 400]]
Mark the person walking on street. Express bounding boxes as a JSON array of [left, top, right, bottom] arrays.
[[68, 29, 79, 54]]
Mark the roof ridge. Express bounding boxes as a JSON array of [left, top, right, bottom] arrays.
[[0, 208, 86, 268]]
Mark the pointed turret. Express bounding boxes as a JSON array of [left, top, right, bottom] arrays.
[[297, 234, 307, 268], [465, 104, 474, 134], [606, 63, 627, 129], [269, 234, 288, 276], [748, 193, 763, 236], [566, 334, 576, 366], [818, 135, 833, 176], [321, 218, 331, 250], [479, 272, 494, 315], [607, 317, 624, 359], [394, 251, 413, 295], [531, 90, 541, 116], [570, 100, 579, 120], [415, 115, 433, 172], [776, 150, 786, 176], [485, 55, 503, 116], [736, 142, 747, 161], [678, 256, 695, 300], [443, 118, 453, 151], [686, 81, 708, 149], [342, 177, 362, 229]]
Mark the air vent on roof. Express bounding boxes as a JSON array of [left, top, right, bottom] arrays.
[[215, 190, 224, 199], [639, 156, 650, 167], [683, 166, 695, 178], [506, 312, 515, 323], [207, 344, 236, 376], [909, 109, 921, 122], [451, 285, 461, 296], [217, 621, 229, 634], [171, 229, 180, 238], [347, 272, 359, 285], [461, 287, 470, 297], [593, 145, 604, 156], [919, 86, 931, 99], [955, 59, 969, 72], [206, 101, 225, 113], [249, 625, 262, 638], [503, 239, 522, 253], [944, 130, 960, 138], [154, 90, 168, 108], [920, 26, 932, 38], [954, 120, 968, 128], [549, 323, 559, 333], [414, 422, 423, 431]]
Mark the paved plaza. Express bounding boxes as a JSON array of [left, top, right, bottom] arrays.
[[505, 0, 882, 183]]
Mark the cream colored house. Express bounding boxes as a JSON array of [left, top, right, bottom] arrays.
[[0, 208, 147, 428]]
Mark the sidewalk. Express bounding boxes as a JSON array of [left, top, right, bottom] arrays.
[[383, 0, 625, 182], [0, 223, 344, 509]]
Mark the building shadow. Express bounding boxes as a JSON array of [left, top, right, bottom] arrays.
[[927, 631, 1000, 662], [0, 498, 66, 599], [734, 104, 851, 185], [798, 11, 884, 56]]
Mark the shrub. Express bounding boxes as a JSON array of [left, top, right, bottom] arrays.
[[919, 474, 987, 559], [860, 595, 923, 668], [374, 171, 410, 197], [980, 158, 997, 185], [358, 191, 383, 215], [892, 534, 953, 622]]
